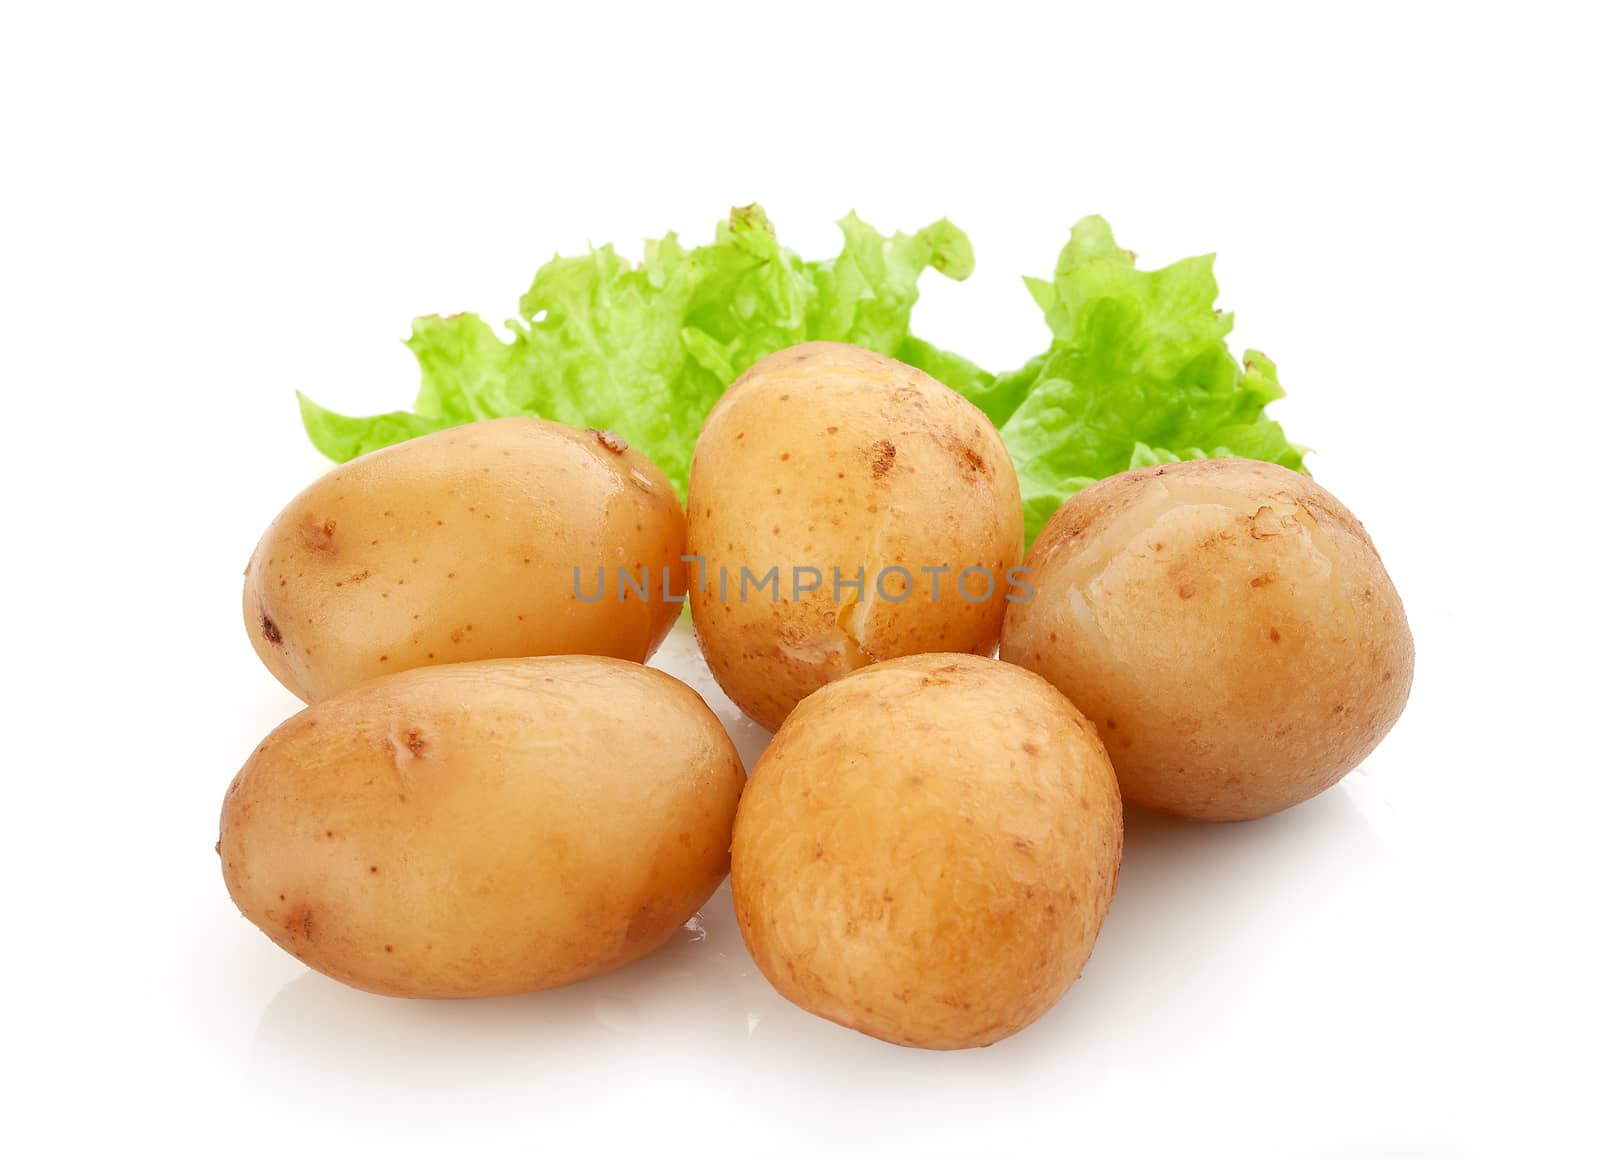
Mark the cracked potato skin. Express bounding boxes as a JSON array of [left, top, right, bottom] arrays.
[[731, 654, 1122, 1050], [1001, 459, 1414, 822], [244, 417, 685, 703], [219, 657, 744, 998], [687, 342, 1023, 732]]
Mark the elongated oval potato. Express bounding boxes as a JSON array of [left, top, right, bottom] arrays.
[[732, 654, 1122, 1049], [220, 657, 744, 998], [1001, 459, 1414, 821], [244, 417, 685, 702], [688, 342, 1023, 731]]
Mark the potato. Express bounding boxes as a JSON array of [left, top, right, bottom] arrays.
[[688, 342, 1023, 731], [731, 653, 1122, 1049], [219, 657, 744, 998], [1001, 459, 1414, 822], [244, 417, 685, 702]]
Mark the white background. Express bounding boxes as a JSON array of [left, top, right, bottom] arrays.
[[4, 2, 1596, 1156]]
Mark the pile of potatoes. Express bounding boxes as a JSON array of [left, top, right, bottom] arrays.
[[223, 341, 1413, 1049]]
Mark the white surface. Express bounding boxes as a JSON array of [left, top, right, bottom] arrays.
[[4, 3, 1596, 1156]]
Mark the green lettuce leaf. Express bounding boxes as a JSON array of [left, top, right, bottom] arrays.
[[298, 208, 1304, 545], [979, 216, 1306, 542], [299, 205, 977, 493]]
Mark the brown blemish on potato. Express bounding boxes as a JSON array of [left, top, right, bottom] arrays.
[[588, 428, 629, 453], [260, 614, 283, 646], [870, 440, 897, 477], [299, 515, 338, 554], [1250, 572, 1276, 588], [1269, 627, 1281, 643], [285, 906, 314, 942], [384, 723, 430, 770], [1177, 581, 1196, 599], [941, 436, 992, 480]]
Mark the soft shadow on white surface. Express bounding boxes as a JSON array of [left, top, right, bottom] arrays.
[[1035, 791, 1382, 1041], [249, 882, 758, 1082]]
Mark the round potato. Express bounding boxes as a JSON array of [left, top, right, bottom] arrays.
[[219, 657, 744, 998], [731, 653, 1122, 1050], [688, 342, 1023, 731], [245, 417, 685, 702], [1001, 458, 1414, 822]]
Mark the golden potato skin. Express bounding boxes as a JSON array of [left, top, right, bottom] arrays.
[[731, 654, 1122, 1050], [1001, 459, 1414, 822], [220, 657, 744, 998], [688, 342, 1024, 731], [244, 417, 685, 702]]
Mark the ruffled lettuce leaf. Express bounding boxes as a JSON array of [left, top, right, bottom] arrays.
[[975, 216, 1306, 541], [299, 205, 976, 493], [299, 209, 1304, 544]]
